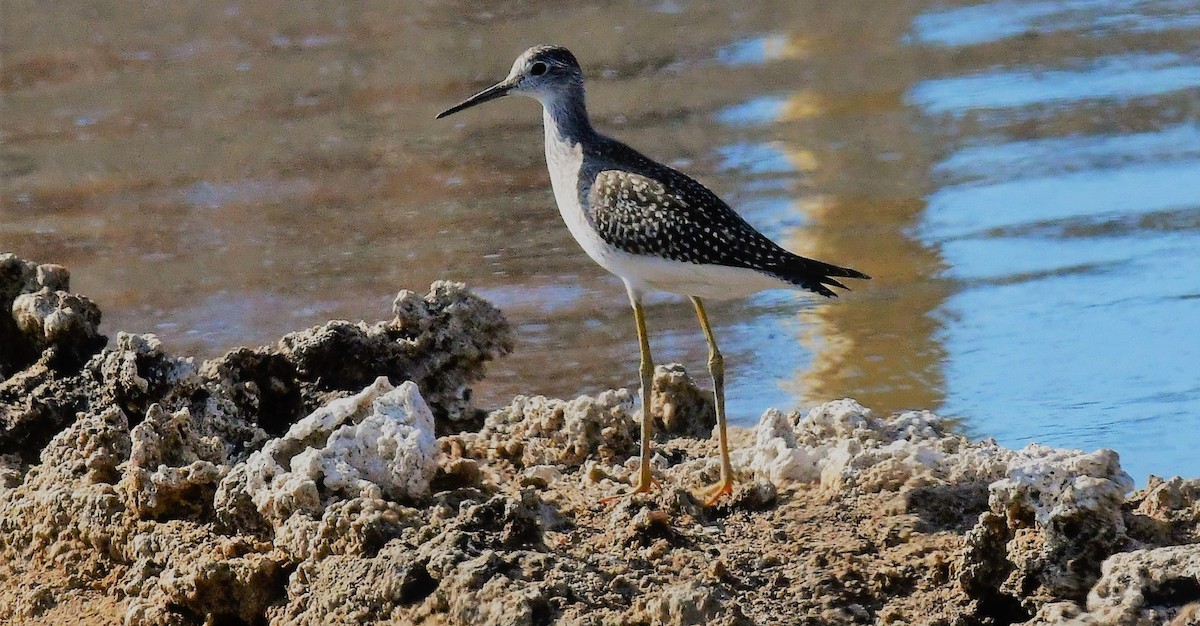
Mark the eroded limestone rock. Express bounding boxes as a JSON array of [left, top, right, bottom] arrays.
[[5, 253, 1200, 626], [276, 491, 548, 626], [450, 388, 637, 470], [1, 253, 95, 379], [12, 287, 105, 370], [651, 363, 716, 437], [0, 406, 132, 605], [1127, 476, 1200, 546], [121, 443, 227, 522], [122, 531, 285, 626], [1086, 544, 1200, 626], [733, 399, 1013, 494], [1, 255, 109, 459], [960, 446, 1135, 613], [0, 331, 212, 464], [274, 496, 418, 562], [214, 378, 439, 532], [196, 281, 511, 438], [0, 454, 22, 490], [93, 333, 199, 422]]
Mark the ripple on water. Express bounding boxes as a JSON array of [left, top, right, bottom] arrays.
[[908, 53, 1200, 114], [916, 48, 1200, 481], [923, 159, 1200, 240], [912, 0, 1200, 47]]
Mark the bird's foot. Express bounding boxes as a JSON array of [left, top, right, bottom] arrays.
[[598, 475, 660, 506], [703, 477, 735, 506]]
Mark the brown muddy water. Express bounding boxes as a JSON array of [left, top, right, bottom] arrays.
[[2, 0, 1198, 481]]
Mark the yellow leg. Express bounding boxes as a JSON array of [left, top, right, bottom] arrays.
[[601, 290, 658, 505], [691, 297, 734, 505], [630, 297, 656, 494]]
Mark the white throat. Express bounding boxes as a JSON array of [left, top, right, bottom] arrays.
[[542, 105, 588, 245]]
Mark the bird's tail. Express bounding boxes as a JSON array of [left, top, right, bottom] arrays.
[[771, 254, 870, 298]]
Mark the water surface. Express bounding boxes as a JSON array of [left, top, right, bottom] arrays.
[[2, 0, 1198, 481]]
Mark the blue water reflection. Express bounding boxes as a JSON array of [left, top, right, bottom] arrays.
[[924, 160, 1200, 239], [913, 0, 1200, 47], [716, 96, 787, 126], [907, 0, 1200, 481], [909, 53, 1200, 113], [935, 124, 1200, 183]]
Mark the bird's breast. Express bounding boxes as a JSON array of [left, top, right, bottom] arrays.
[[543, 126, 622, 271]]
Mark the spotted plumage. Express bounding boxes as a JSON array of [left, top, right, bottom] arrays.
[[577, 137, 866, 297]]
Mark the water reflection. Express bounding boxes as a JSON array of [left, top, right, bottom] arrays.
[[914, 0, 1200, 46], [2, 0, 1197, 481], [910, 53, 1200, 113], [716, 34, 809, 66], [908, 0, 1200, 481], [709, 22, 948, 415]]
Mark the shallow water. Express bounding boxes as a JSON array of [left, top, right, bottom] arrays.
[[2, 0, 1198, 482]]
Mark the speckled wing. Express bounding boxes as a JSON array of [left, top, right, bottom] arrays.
[[584, 168, 864, 296], [585, 169, 783, 267]]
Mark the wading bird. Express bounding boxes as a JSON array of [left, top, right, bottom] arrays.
[[438, 45, 869, 504]]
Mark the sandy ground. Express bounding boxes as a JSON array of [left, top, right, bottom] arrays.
[[2, 253, 1199, 626]]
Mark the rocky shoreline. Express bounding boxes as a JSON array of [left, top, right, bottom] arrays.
[[1, 252, 1198, 625]]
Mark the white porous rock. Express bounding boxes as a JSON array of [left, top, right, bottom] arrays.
[[955, 445, 1137, 607], [989, 444, 1133, 527], [734, 399, 1012, 492], [464, 389, 637, 468], [1085, 544, 1200, 625], [734, 409, 820, 486], [215, 377, 438, 528]]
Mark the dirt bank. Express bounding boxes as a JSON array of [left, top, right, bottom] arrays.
[[1, 253, 1198, 626]]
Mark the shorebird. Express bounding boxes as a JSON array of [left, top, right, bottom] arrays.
[[437, 45, 869, 504]]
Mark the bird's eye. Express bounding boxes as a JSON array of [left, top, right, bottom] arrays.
[[530, 62, 548, 76]]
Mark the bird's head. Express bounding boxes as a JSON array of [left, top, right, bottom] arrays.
[[437, 45, 583, 119]]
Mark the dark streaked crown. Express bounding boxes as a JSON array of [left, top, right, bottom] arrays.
[[522, 45, 581, 70]]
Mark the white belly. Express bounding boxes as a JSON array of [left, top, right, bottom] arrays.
[[581, 246, 789, 300], [543, 120, 790, 301]]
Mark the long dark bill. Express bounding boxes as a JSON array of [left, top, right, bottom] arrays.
[[436, 80, 513, 119]]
